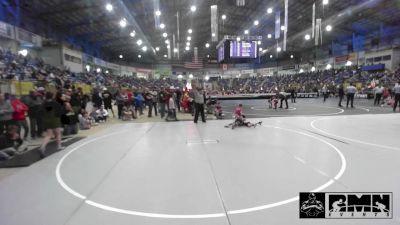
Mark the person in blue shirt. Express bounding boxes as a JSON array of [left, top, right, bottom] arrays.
[[134, 92, 144, 116]]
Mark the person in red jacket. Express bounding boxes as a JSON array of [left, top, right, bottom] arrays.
[[10, 95, 29, 140]]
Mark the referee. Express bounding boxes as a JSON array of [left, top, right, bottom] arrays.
[[373, 84, 384, 106], [346, 83, 357, 108]]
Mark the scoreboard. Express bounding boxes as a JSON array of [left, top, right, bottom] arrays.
[[229, 41, 258, 58], [217, 37, 261, 63]]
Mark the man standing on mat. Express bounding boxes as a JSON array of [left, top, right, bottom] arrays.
[[338, 84, 344, 107], [393, 81, 400, 112], [279, 91, 289, 109], [346, 83, 357, 108], [290, 86, 296, 103], [193, 84, 206, 123]]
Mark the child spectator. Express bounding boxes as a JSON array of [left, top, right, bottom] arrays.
[[78, 111, 91, 130], [214, 102, 224, 119], [96, 105, 109, 122], [122, 106, 133, 121], [0, 125, 25, 160], [166, 93, 178, 121]]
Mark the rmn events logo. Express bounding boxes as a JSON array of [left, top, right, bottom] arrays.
[[300, 192, 392, 219]]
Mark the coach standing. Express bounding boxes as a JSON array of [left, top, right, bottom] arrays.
[[393, 81, 400, 112], [346, 83, 357, 108], [193, 84, 206, 123]]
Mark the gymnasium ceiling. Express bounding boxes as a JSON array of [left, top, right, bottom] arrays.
[[18, 0, 400, 64]]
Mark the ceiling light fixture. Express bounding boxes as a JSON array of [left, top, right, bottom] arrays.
[[326, 25, 332, 31], [119, 18, 127, 28], [162, 32, 168, 38], [205, 43, 210, 48], [155, 10, 161, 16], [254, 20, 259, 26], [105, 3, 113, 12], [190, 5, 197, 12], [160, 23, 165, 29], [267, 8, 273, 14], [221, 14, 226, 20]]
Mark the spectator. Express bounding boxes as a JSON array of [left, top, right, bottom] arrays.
[[91, 89, 103, 108], [23, 90, 43, 139], [39, 92, 64, 158], [134, 92, 144, 116], [96, 105, 109, 122], [175, 88, 182, 112], [122, 106, 134, 121], [166, 92, 178, 121], [158, 88, 167, 118], [102, 88, 114, 118], [0, 125, 24, 160], [193, 84, 206, 123], [0, 92, 13, 135], [115, 91, 126, 119], [10, 95, 29, 140], [78, 111, 91, 130]]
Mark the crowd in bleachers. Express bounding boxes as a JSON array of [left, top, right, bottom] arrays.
[[215, 68, 400, 95]]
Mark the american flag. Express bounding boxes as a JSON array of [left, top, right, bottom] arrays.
[[184, 57, 204, 69]]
